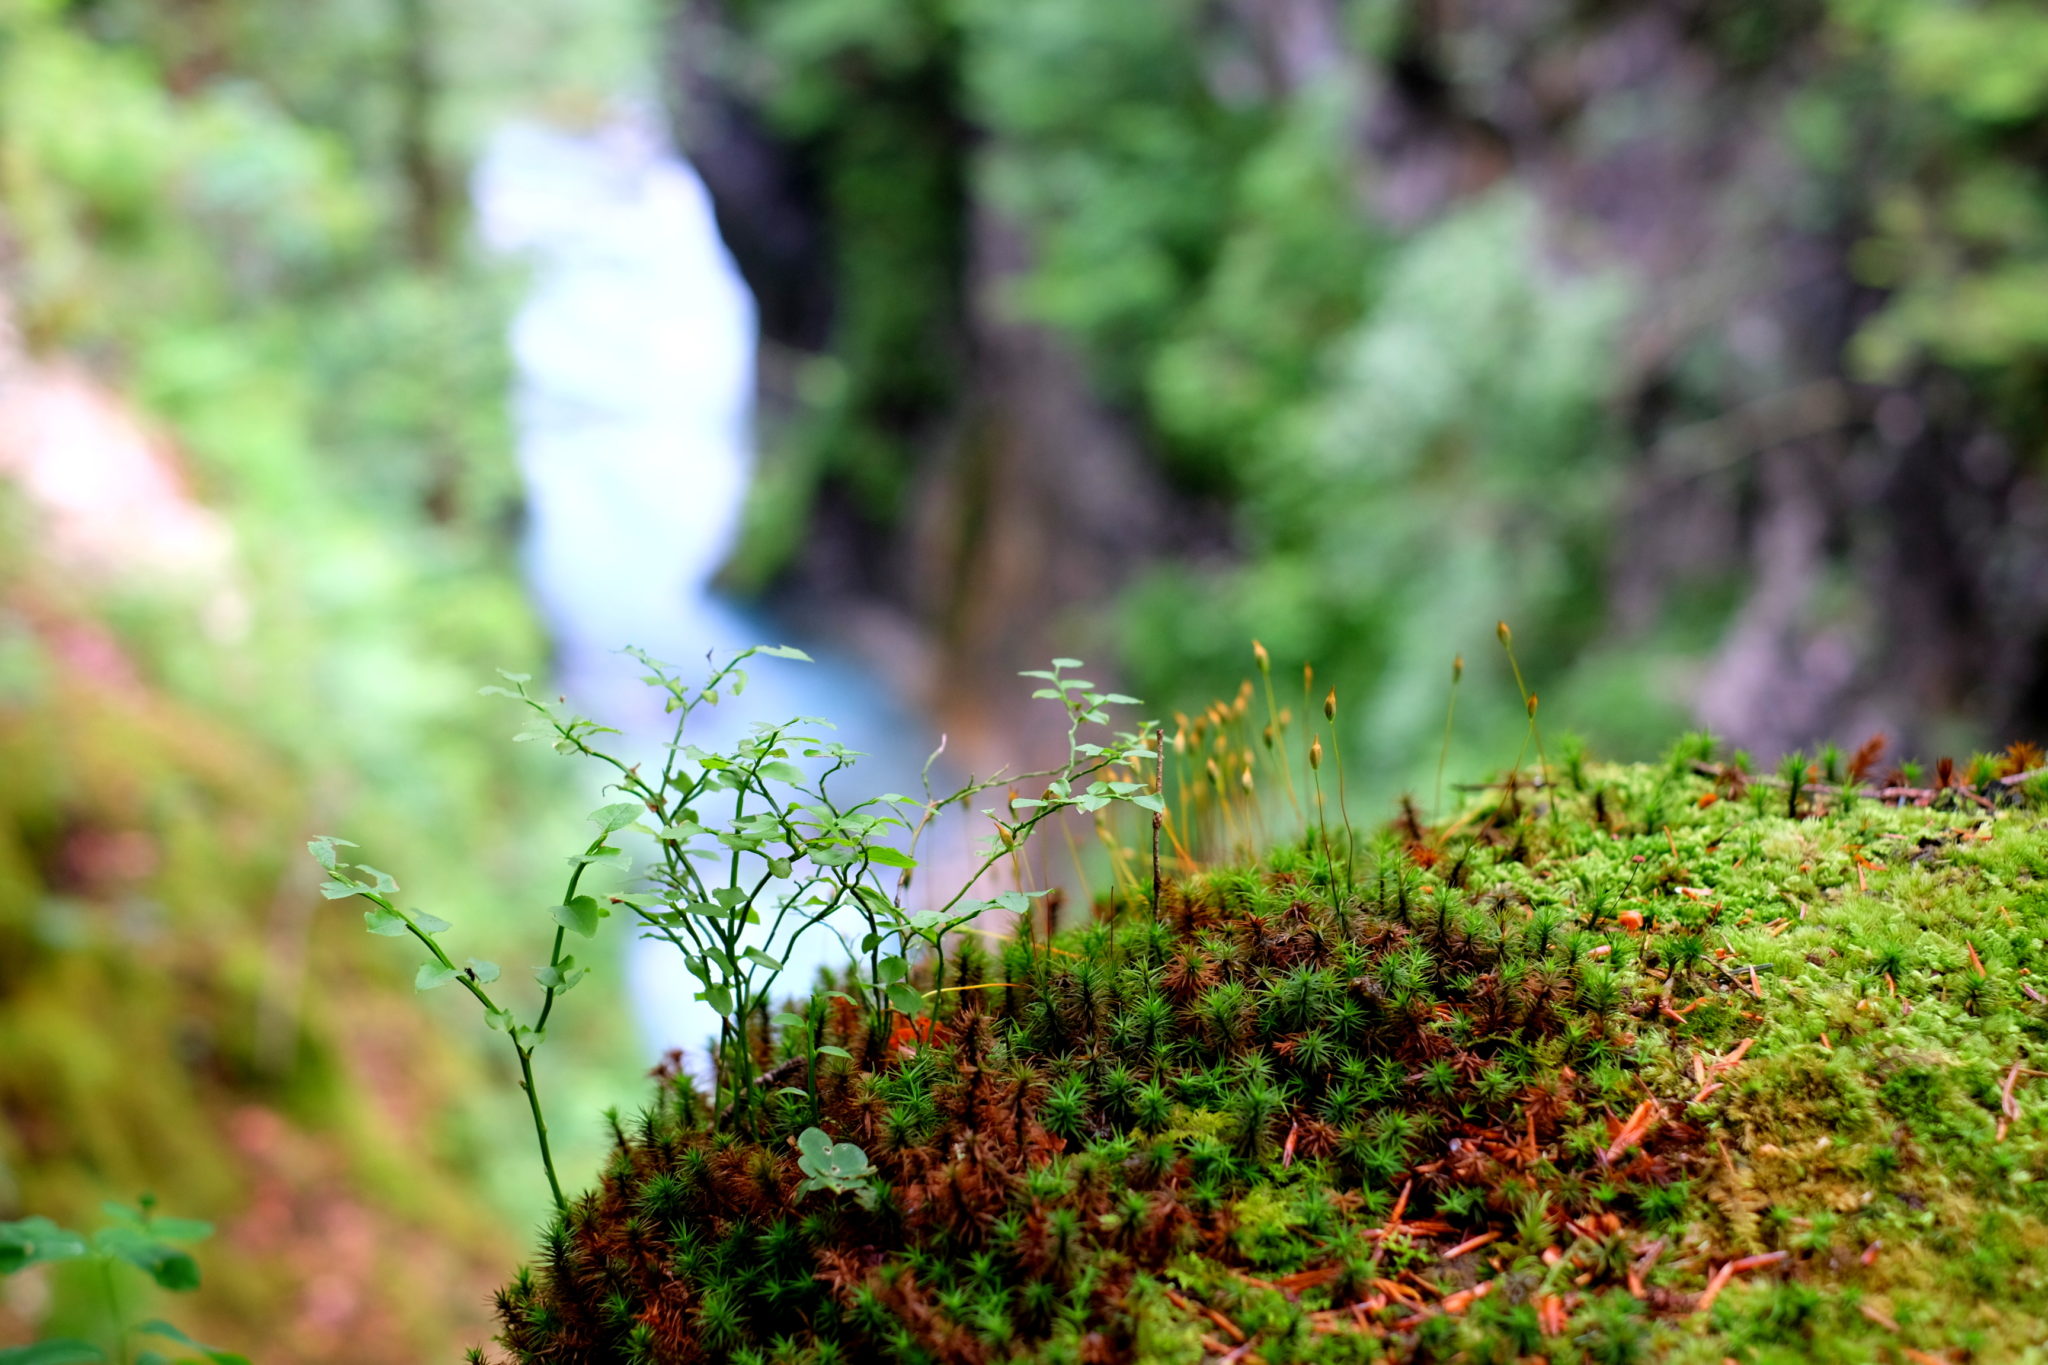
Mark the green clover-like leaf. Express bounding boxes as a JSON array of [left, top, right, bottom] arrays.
[[550, 896, 606, 938], [305, 836, 356, 872], [362, 906, 409, 937], [588, 803, 643, 835], [415, 963, 459, 991], [93, 1227, 198, 1291]]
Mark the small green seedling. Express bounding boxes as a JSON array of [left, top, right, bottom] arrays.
[[0, 1199, 246, 1364], [313, 649, 1161, 1214], [794, 1127, 875, 1206]]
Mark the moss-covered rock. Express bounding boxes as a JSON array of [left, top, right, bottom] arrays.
[[483, 755, 2048, 1362]]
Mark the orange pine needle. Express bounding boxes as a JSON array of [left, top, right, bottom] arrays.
[[1440, 1231, 1499, 1260], [1694, 1263, 1736, 1314], [1601, 1100, 1657, 1164], [1713, 1038, 1754, 1072], [1386, 1179, 1412, 1229], [1726, 1251, 1789, 1272]]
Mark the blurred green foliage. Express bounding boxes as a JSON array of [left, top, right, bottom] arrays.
[[1832, 0, 2048, 390], [0, 0, 645, 1353], [713, 0, 2048, 794], [0, 1202, 248, 1363]]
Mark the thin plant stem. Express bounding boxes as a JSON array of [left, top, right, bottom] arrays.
[[515, 1044, 564, 1213], [101, 1256, 129, 1365], [1061, 817, 1094, 920], [805, 995, 823, 1126], [1151, 727, 1164, 924], [534, 836, 604, 1034], [363, 887, 570, 1214]]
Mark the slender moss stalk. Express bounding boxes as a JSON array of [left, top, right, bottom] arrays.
[[1325, 686, 1355, 898], [1434, 654, 1463, 823], [1309, 735, 1332, 878], [1498, 621, 1553, 809], [1253, 640, 1303, 820]]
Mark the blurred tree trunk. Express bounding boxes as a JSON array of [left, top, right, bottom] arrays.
[[159, 0, 229, 94], [393, 0, 448, 268], [665, 0, 834, 351]]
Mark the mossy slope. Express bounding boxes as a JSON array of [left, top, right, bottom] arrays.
[[0, 609, 517, 1358], [492, 759, 2048, 1364]]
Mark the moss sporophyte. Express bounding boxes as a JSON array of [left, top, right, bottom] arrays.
[[321, 645, 2048, 1362]]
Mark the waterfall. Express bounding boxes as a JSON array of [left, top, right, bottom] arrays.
[[473, 114, 928, 1059]]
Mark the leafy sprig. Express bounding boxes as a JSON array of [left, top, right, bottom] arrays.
[[311, 649, 1161, 1213]]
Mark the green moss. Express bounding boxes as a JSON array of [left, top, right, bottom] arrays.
[[475, 755, 2048, 1361]]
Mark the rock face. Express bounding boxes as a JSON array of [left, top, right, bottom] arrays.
[[659, 0, 2048, 763]]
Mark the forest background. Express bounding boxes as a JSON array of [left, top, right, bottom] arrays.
[[4, 0, 2048, 1357]]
